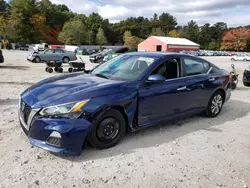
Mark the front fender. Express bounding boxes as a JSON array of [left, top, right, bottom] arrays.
[[83, 90, 138, 131]]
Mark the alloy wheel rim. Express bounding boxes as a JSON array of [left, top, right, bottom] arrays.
[[211, 94, 223, 115]]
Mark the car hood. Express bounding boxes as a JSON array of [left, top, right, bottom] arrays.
[[21, 73, 127, 108]]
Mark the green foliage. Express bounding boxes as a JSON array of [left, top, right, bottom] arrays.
[[123, 30, 141, 48], [159, 13, 178, 33], [10, 0, 38, 43], [86, 13, 103, 44], [151, 27, 166, 36], [96, 27, 108, 45], [185, 20, 199, 43], [59, 19, 87, 45], [168, 29, 180, 38]]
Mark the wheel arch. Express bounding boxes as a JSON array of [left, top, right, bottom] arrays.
[[214, 88, 226, 102], [63, 56, 70, 60], [92, 105, 129, 132]]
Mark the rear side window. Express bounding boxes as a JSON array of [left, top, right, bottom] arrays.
[[183, 58, 211, 76]]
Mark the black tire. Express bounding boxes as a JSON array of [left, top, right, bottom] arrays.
[[45, 67, 49, 72], [243, 82, 250, 87], [54, 67, 59, 72], [63, 57, 69, 63], [243, 58, 247, 61], [58, 67, 63, 73], [47, 67, 53, 73], [231, 58, 235, 61], [206, 91, 224, 117], [231, 82, 237, 89], [89, 109, 126, 149], [68, 67, 73, 72], [35, 56, 41, 63]]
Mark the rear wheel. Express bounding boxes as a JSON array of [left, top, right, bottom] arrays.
[[89, 109, 126, 149], [243, 58, 247, 61], [231, 58, 235, 61], [206, 91, 224, 117]]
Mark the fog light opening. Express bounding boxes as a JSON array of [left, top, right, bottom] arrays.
[[49, 131, 61, 138]]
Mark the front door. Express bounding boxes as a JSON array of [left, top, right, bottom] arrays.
[[138, 57, 190, 126]]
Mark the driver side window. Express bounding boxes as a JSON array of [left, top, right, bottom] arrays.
[[151, 58, 180, 80]]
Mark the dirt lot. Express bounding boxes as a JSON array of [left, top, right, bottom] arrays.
[[0, 50, 250, 188]]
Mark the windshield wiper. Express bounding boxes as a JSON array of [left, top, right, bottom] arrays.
[[94, 73, 110, 79]]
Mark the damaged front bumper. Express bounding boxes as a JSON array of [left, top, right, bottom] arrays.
[[19, 100, 93, 156]]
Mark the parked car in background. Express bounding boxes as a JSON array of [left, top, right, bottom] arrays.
[[243, 66, 250, 87], [19, 52, 231, 155], [0, 49, 4, 63], [15, 42, 29, 51], [33, 43, 49, 51], [27, 49, 77, 63], [89, 47, 130, 63], [231, 54, 250, 61]]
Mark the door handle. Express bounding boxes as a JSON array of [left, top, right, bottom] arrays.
[[177, 86, 187, 91], [208, 77, 215, 81]]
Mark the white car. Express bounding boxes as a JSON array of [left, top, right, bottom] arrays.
[[231, 55, 250, 61]]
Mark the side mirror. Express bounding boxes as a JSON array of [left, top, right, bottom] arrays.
[[146, 74, 165, 84]]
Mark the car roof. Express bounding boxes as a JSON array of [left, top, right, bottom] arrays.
[[122, 51, 192, 58]]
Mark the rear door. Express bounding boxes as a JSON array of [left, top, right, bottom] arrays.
[[54, 49, 64, 60], [180, 56, 221, 110]]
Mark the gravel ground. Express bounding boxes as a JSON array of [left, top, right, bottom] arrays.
[[0, 50, 250, 188]]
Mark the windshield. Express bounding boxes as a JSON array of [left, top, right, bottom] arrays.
[[91, 54, 158, 81]]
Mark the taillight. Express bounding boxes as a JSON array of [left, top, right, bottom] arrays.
[[229, 74, 232, 79]]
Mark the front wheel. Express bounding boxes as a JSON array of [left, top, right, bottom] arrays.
[[231, 58, 235, 61], [206, 91, 224, 117], [63, 57, 69, 63], [35, 56, 41, 63], [88, 109, 126, 149]]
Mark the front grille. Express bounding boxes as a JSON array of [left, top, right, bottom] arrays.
[[46, 137, 61, 147], [21, 100, 32, 124]]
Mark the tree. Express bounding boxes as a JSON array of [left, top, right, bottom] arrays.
[[158, 13, 177, 33], [0, 0, 10, 17], [10, 0, 38, 42], [86, 13, 103, 44], [198, 23, 212, 49], [168, 29, 180, 38], [151, 27, 165, 36], [123, 30, 139, 48], [0, 16, 8, 35], [211, 22, 227, 49], [30, 14, 61, 44], [59, 19, 87, 45], [221, 28, 250, 51], [96, 27, 107, 45], [185, 20, 199, 43]]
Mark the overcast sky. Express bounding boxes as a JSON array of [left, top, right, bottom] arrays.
[[8, 0, 250, 26]]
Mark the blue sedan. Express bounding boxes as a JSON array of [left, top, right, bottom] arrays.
[[19, 52, 231, 155]]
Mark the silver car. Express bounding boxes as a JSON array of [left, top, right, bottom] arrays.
[[27, 49, 77, 63]]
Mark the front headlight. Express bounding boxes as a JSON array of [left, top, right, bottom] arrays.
[[39, 100, 89, 118]]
